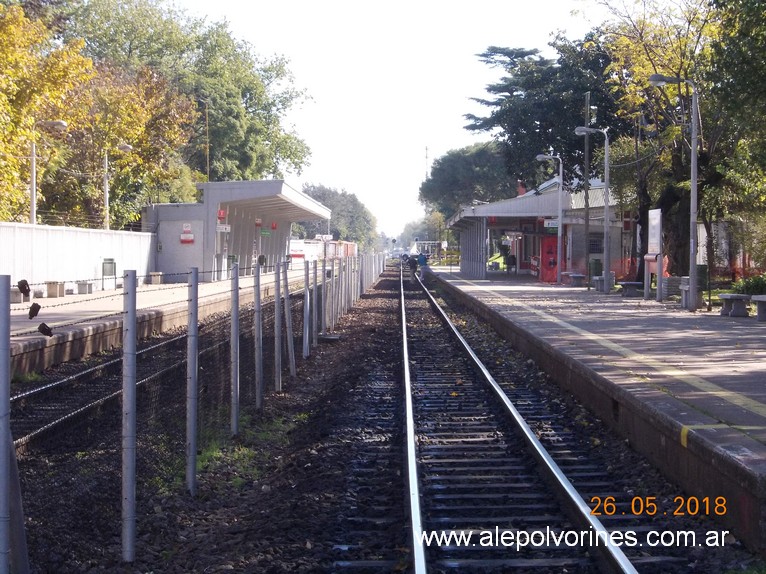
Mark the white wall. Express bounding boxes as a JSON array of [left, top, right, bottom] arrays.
[[0, 222, 155, 290]]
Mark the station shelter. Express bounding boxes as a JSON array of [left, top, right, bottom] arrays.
[[141, 180, 331, 282], [446, 178, 630, 283]]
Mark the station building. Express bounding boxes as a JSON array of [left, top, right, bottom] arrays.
[[447, 177, 633, 283], [142, 180, 331, 282]]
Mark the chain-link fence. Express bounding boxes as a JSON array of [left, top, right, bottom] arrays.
[[2, 254, 386, 571]]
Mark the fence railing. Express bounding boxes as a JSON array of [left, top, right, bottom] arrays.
[[1, 253, 386, 571]]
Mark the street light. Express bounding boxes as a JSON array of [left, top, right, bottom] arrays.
[[30, 120, 68, 224], [535, 153, 564, 283], [649, 73, 698, 310], [575, 125, 611, 293], [104, 143, 133, 230]]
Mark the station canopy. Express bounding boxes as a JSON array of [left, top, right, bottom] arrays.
[[196, 180, 331, 223]]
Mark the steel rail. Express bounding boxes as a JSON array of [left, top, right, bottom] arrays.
[[400, 266, 427, 574], [416, 278, 639, 574]]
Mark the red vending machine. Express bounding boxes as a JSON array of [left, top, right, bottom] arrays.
[[539, 235, 559, 283]]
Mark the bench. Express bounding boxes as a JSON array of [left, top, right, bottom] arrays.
[[619, 281, 643, 297], [46, 281, 65, 298], [718, 293, 751, 317], [10, 286, 26, 304], [567, 273, 586, 287], [592, 273, 615, 292], [679, 283, 704, 309], [751, 295, 766, 322]]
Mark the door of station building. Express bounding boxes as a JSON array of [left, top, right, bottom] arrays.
[[539, 235, 558, 283]]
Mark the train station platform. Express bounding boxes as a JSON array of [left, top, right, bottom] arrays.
[[6, 268, 305, 378], [429, 266, 766, 554]]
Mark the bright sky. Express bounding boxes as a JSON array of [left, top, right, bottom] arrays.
[[177, 0, 611, 237]]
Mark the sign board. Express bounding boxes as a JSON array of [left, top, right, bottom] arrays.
[[180, 233, 194, 244], [182, 223, 192, 232], [543, 219, 559, 228], [216, 224, 231, 233], [260, 230, 271, 237], [255, 218, 262, 227], [315, 234, 333, 241], [648, 209, 662, 254], [217, 209, 226, 221]]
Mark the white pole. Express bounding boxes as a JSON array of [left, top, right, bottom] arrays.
[[103, 152, 110, 230], [603, 130, 611, 293], [557, 158, 564, 284], [688, 82, 699, 310], [230, 263, 239, 436], [29, 142, 36, 225], [121, 270, 137, 562], [186, 268, 199, 496]]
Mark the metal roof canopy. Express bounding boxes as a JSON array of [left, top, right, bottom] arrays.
[[196, 179, 331, 223], [446, 178, 605, 231]]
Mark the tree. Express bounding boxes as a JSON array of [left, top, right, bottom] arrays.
[[600, 0, 745, 276], [296, 184, 377, 253], [465, 41, 629, 189], [0, 4, 93, 222], [710, 0, 766, 123], [38, 63, 198, 228], [418, 142, 516, 219]]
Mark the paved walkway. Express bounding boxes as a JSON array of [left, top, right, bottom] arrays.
[[430, 266, 766, 551]]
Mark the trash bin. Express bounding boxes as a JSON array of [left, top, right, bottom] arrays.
[[589, 258, 603, 278], [696, 264, 708, 290]]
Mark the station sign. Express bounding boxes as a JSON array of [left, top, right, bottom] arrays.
[[543, 218, 559, 228], [216, 224, 231, 233]]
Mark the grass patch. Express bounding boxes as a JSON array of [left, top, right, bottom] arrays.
[[12, 371, 44, 385]]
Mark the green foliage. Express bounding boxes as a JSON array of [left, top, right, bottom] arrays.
[[296, 184, 377, 252], [1, 0, 310, 228], [732, 273, 766, 295], [465, 38, 630, 189], [419, 142, 515, 219]]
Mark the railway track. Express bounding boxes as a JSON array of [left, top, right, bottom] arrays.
[[333, 266, 721, 572], [13, 264, 747, 572], [401, 269, 639, 573]]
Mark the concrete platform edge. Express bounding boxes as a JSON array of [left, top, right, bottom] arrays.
[[436, 275, 766, 552]]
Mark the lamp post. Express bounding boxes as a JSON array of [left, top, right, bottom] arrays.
[[104, 143, 134, 230], [29, 120, 67, 224], [535, 153, 564, 283], [649, 73, 698, 310], [575, 125, 611, 293]]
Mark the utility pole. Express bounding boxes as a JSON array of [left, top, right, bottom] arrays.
[[583, 91, 591, 289]]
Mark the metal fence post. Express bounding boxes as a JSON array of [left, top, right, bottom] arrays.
[[0, 276, 9, 574], [254, 264, 263, 410], [230, 263, 239, 436], [282, 260, 296, 377], [186, 268, 199, 496], [274, 262, 282, 392], [303, 261, 310, 359], [121, 270, 137, 562], [321, 259, 327, 335], [0, 277, 29, 574], [312, 261, 318, 347]]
